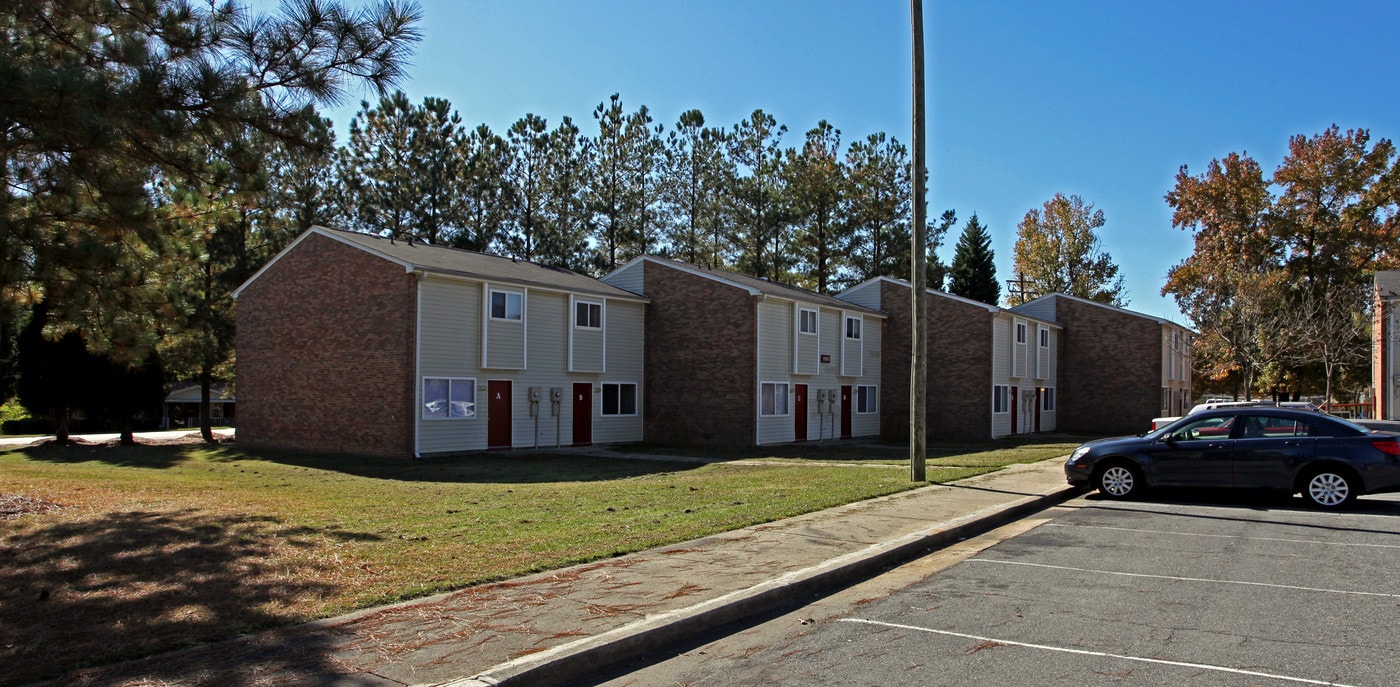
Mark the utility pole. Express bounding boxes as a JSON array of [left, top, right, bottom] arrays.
[[909, 0, 927, 482]]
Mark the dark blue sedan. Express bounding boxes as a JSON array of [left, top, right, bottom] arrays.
[[1065, 407, 1400, 508]]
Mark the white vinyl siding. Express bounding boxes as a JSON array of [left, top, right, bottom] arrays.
[[483, 286, 526, 369], [841, 313, 863, 377], [418, 278, 489, 453], [794, 304, 819, 375], [1012, 318, 1029, 378], [418, 280, 643, 453], [569, 296, 605, 373], [594, 301, 645, 444]]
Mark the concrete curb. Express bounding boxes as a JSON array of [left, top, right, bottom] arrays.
[[437, 482, 1085, 687]]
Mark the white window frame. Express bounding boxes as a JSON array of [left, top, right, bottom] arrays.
[[1041, 387, 1056, 412], [422, 377, 477, 420], [856, 385, 878, 414], [1016, 321, 1027, 344], [574, 299, 603, 329], [601, 382, 638, 416], [760, 382, 790, 417], [993, 385, 1010, 414], [489, 289, 523, 322], [799, 307, 818, 335], [844, 315, 862, 340], [1039, 327, 1049, 348]]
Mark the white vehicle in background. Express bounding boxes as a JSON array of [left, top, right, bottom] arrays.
[[1150, 400, 1323, 431]]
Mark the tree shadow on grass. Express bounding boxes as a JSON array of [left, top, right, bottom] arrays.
[[7, 441, 197, 469], [0, 508, 376, 686], [229, 446, 708, 485]]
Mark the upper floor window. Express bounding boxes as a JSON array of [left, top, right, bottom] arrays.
[[845, 316, 862, 340], [799, 308, 818, 335], [1016, 322, 1027, 344], [1039, 327, 1049, 348], [575, 301, 602, 329], [490, 290, 523, 321]]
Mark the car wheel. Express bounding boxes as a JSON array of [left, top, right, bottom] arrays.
[[1095, 462, 1142, 499], [1301, 469, 1357, 509]]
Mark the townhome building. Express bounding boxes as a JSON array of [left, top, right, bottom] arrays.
[[603, 256, 884, 446], [837, 277, 1060, 440], [233, 226, 648, 457], [1011, 293, 1193, 435]]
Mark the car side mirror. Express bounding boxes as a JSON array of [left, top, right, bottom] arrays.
[[1159, 433, 1175, 444]]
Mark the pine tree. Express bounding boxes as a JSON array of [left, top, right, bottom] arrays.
[[660, 110, 730, 267], [1, 0, 420, 348], [727, 110, 790, 282], [786, 121, 850, 293], [948, 214, 1000, 305]]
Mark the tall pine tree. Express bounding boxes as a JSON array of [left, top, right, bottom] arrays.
[[948, 214, 1000, 305]]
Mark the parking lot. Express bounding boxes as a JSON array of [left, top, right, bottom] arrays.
[[602, 492, 1400, 686]]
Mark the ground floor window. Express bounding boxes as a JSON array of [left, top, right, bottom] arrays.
[[602, 382, 638, 416], [856, 385, 878, 413], [993, 385, 1010, 414], [423, 377, 476, 419], [1161, 387, 1171, 414], [760, 382, 789, 416], [1041, 387, 1056, 412]]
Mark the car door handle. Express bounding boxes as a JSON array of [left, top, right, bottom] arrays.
[[1283, 440, 1304, 446]]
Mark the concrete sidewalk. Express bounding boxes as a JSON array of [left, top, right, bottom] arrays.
[[60, 457, 1081, 687]]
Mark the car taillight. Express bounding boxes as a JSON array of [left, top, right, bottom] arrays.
[[1371, 439, 1400, 456]]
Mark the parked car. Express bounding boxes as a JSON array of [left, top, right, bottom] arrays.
[[1150, 400, 1323, 431], [1066, 407, 1400, 508]]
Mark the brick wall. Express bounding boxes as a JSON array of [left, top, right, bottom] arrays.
[[641, 263, 757, 446], [880, 282, 996, 440], [236, 233, 417, 457], [1055, 298, 1161, 435]]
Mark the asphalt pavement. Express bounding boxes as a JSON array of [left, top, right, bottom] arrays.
[[45, 455, 1080, 686]]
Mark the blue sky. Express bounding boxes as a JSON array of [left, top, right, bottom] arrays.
[[296, 0, 1400, 323]]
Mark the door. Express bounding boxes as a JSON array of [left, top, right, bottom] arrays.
[[840, 385, 852, 438], [794, 384, 808, 442], [572, 383, 592, 447], [1034, 388, 1042, 433], [488, 380, 512, 449], [1146, 415, 1236, 487], [1232, 414, 1316, 489], [1013, 386, 1024, 436]]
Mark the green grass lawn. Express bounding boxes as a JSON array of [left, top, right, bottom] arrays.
[[0, 437, 1080, 685]]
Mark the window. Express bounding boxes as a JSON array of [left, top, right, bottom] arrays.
[[602, 383, 637, 416], [1039, 327, 1049, 348], [760, 382, 789, 416], [799, 308, 818, 335], [845, 316, 861, 340], [1162, 387, 1171, 413], [490, 290, 523, 321], [857, 385, 878, 414], [1016, 322, 1027, 344], [575, 300, 602, 329], [422, 377, 476, 419], [993, 385, 1010, 414], [1041, 387, 1056, 412]]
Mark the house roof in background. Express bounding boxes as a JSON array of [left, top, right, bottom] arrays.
[[234, 227, 648, 302]]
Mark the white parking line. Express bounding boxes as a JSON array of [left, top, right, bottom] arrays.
[[837, 618, 1362, 687], [968, 559, 1400, 598], [1044, 522, 1400, 550]]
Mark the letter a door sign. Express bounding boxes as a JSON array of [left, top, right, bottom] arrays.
[[495, 392, 503, 399]]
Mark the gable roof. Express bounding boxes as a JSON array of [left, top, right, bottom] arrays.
[[233, 226, 647, 302], [839, 276, 1061, 328], [610, 255, 884, 318], [1012, 292, 1191, 331]]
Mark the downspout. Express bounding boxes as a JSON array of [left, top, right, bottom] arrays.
[[414, 272, 423, 458]]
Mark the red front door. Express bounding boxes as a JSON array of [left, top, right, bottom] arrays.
[[572, 382, 592, 447], [1010, 386, 1019, 435], [840, 385, 852, 438], [488, 380, 512, 449], [1034, 387, 1042, 432], [794, 384, 808, 442]]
